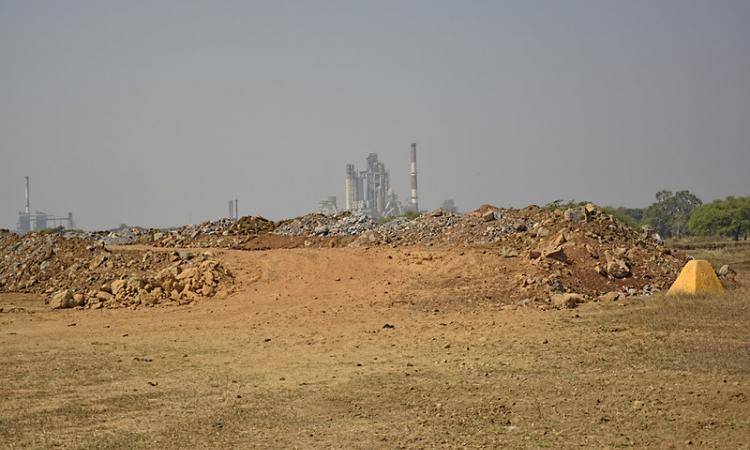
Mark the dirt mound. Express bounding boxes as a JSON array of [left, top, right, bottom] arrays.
[[351, 204, 687, 303], [1, 203, 689, 310], [0, 231, 233, 309]]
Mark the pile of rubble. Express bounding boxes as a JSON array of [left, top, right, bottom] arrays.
[[273, 211, 378, 237], [353, 203, 689, 305], [352, 207, 528, 246], [0, 231, 233, 309], [147, 216, 276, 248]]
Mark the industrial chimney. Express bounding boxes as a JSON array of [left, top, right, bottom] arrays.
[[25, 176, 30, 214], [410, 143, 418, 212]]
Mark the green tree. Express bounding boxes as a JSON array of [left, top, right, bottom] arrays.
[[602, 206, 644, 230], [642, 190, 702, 239], [688, 196, 750, 241]]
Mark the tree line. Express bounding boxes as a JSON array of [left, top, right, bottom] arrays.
[[602, 191, 750, 241]]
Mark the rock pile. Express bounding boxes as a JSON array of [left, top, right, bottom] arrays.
[[0, 231, 233, 309], [274, 211, 378, 237], [351, 207, 528, 246], [148, 216, 276, 248], [494, 203, 687, 306], [352, 203, 687, 306]]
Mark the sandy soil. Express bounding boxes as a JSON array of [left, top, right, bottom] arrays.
[[1, 247, 749, 449]]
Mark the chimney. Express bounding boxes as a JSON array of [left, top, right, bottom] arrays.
[[25, 176, 30, 214], [410, 143, 418, 212]]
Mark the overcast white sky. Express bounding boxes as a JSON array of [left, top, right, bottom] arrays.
[[2, 0, 749, 230]]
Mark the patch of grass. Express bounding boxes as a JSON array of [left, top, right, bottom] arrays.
[[585, 289, 750, 374], [667, 237, 750, 271]]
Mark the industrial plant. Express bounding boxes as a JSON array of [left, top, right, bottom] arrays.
[[321, 143, 420, 218], [16, 176, 75, 233]]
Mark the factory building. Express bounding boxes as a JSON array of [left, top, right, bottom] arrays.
[[16, 176, 75, 233], [318, 196, 339, 215], [343, 153, 403, 218]]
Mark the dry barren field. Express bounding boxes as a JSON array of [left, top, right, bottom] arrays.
[[1, 246, 749, 449]]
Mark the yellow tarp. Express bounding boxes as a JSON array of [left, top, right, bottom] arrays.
[[666, 259, 725, 296]]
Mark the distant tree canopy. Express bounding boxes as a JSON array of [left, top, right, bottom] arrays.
[[602, 207, 644, 230], [688, 196, 750, 241], [641, 190, 702, 239], [544, 199, 587, 211], [547, 190, 749, 240]]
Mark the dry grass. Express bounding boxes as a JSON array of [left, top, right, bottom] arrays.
[[2, 291, 749, 448], [1, 244, 749, 448], [670, 237, 750, 271]]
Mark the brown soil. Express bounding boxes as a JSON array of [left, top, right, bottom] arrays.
[[1, 246, 748, 448]]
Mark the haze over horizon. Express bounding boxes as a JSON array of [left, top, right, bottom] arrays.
[[2, 0, 749, 231]]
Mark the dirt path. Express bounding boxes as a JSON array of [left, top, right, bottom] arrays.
[[1, 247, 749, 448]]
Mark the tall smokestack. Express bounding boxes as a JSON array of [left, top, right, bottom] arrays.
[[234, 199, 239, 219], [410, 143, 418, 212], [25, 176, 30, 214], [228, 200, 234, 219]]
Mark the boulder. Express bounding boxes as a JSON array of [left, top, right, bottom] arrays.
[[596, 292, 620, 302], [500, 247, 518, 258], [203, 271, 215, 284], [606, 258, 631, 278], [482, 210, 498, 222], [176, 267, 199, 280], [550, 232, 567, 248], [605, 251, 631, 278], [72, 293, 86, 307], [201, 284, 215, 296], [543, 246, 568, 263], [551, 293, 585, 309], [126, 277, 145, 291], [177, 251, 194, 261], [111, 279, 127, 295], [718, 265, 737, 281], [49, 290, 74, 309], [96, 290, 114, 302]]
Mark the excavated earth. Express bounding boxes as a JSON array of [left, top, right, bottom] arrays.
[[0, 204, 689, 310]]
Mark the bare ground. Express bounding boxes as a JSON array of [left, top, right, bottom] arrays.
[[1, 247, 749, 449]]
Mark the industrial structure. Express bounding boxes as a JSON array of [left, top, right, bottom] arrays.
[[318, 196, 338, 215], [342, 152, 403, 218], [16, 176, 75, 233], [227, 199, 239, 220], [410, 143, 419, 213]]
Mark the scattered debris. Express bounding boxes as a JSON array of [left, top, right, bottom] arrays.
[[0, 231, 233, 309]]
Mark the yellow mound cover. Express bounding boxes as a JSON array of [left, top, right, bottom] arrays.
[[667, 259, 725, 296]]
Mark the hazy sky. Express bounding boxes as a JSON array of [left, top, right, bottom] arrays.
[[2, 0, 749, 230]]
